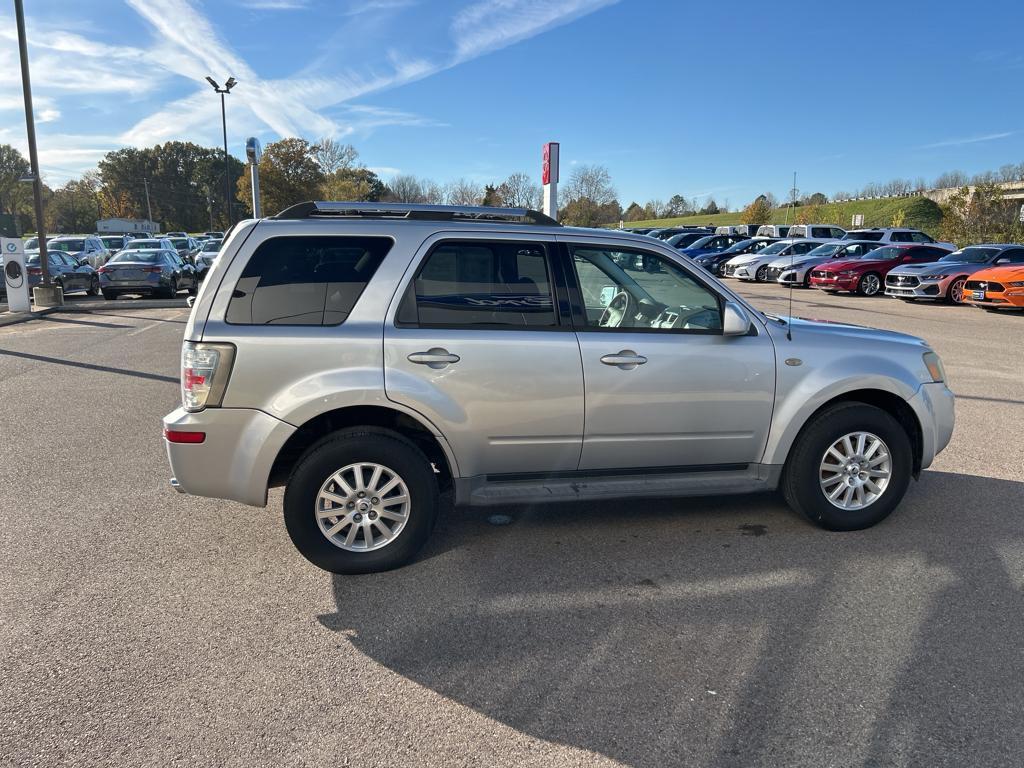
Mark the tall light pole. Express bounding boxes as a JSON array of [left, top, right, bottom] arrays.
[[206, 76, 236, 227], [13, 0, 51, 290]]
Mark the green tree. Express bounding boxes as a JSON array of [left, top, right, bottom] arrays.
[[890, 208, 906, 228], [665, 194, 691, 217], [0, 144, 30, 219], [320, 167, 386, 202], [561, 165, 619, 226], [940, 183, 1024, 247], [623, 202, 645, 221], [47, 178, 101, 233], [481, 184, 501, 207], [239, 137, 323, 217]]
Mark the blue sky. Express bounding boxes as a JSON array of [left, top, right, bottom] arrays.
[[1, 0, 1023, 208]]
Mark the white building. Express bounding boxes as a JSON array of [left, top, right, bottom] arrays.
[[95, 217, 159, 235]]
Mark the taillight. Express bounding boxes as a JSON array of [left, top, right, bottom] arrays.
[[27, 267, 42, 276], [181, 341, 235, 412], [143, 266, 162, 273], [97, 266, 110, 274]]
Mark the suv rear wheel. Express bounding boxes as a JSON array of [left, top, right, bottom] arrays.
[[283, 429, 438, 574], [781, 402, 912, 530]]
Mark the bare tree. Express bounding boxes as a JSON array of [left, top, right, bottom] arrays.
[[564, 165, 616, 206], [497, 172, 541, 209], [386, 174, 426, 203], [445, 178, 484, 206], [311, 138, 358, 175]]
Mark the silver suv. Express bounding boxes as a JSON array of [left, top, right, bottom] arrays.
[[164, 203, 955, 574]]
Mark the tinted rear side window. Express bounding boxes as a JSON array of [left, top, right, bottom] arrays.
[[226, 236, 391, 326], [400, 240, 556, 328]]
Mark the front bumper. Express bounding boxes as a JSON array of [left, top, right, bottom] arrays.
[[810, 275, 858, 291], [884, 277, 946, 299], [908, 382, 956, 469], [966, 292, 1024, 308], [163, 406, 296, 507]]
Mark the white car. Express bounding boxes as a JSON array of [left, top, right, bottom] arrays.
[[784, 224, 848, 242], [842, 228, 955, 250], [767, 240, 884, 286], [724, 239, 821, 281]]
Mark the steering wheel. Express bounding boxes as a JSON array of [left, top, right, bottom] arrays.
[[598, 290, 634, 327]]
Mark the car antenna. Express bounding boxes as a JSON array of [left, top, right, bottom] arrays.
[[785, 170, 796, 341]]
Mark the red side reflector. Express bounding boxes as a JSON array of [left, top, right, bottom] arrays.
[[164, 428, 206, 444]]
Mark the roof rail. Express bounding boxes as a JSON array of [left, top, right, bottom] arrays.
[[272, 201, 560, 226]]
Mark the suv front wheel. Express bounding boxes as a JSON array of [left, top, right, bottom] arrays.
[[283, 429, 439, 574], [781, 402, 912, 530]]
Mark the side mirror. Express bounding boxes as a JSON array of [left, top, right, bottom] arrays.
[[723, 301, 751, 336], [995, 258, 1009, 264]]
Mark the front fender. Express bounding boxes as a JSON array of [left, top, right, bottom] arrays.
[[762, 354, 921, 467]]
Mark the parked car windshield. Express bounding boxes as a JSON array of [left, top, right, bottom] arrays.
[[805, 242, 844, 258], [126, 240, 161, 249], [757, 242, 792, 256], [110, 251, 163, 264], [24, 237, 38, 250], [100, 237, 123, 249], [49, 239, 87, 252], [169, 238, 189, 249], [854, 246, 902, 260], [939, 247, 999, 263], [684, 236, 715, 249], [201, 240, 222, 252], [719, 238, 759, 254], [666, 232, 705, 247]]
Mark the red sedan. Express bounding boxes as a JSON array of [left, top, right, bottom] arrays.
[[809, 244, 954, 296]]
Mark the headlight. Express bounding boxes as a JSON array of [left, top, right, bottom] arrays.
[[923, 351, 945, 383], [838, 270, 859, 277], [918, 274, 947, 280], [1009, 281, 1024, 287]]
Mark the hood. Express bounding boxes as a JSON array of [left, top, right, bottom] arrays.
[[774, 315, 928, 348], [767, 254, 825, 268], [971, 264, 1024, 282], [815, 257, 885, 273], [888, 260, 981, 276]]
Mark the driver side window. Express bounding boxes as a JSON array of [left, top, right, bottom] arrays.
[[570, 246, 722, 333]]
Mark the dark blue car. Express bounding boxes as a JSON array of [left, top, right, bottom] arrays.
[[677, 234, 749, 260]]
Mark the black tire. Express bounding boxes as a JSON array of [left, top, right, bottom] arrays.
[[857, 272, 882, 296], [163, 278, 177, 299], [87, 276, 99, 296], [102, 290, 117, 301], [781, 402, 913, 531], [187, 280, 198, 296], [283, 429, 439, 574]]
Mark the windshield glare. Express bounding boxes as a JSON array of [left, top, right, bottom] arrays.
[[686, 236, 714, 249], [201, 241, 221, 251], [939, 247, 997, 263], [856, 246, 900, 260], [805, 243, 843, 258], [759, 242, 791, 256]]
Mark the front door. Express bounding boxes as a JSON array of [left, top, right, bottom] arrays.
[[562, 239, 776, 471], [384, 234, 584, 479]]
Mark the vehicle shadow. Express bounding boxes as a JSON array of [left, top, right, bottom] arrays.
[[319, 471, 1024, 767]]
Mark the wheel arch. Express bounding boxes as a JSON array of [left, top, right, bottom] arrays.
[[268, 404, 458, 493], [779, 388, 924, 478]]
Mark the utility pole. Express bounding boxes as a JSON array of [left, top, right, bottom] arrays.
[[206, 76, 236, 227], [14, 0, 50, 288], [143, 178, 153, 230]]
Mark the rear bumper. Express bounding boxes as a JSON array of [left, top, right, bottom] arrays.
[[908, 382, 955, 470], [163, 406, 296, 507]]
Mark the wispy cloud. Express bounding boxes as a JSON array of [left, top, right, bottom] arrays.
[[919, 132, 1014, 150], [238, 0, 309, 9]]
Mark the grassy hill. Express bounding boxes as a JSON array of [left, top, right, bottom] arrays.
[[617, 196, 944, 234]]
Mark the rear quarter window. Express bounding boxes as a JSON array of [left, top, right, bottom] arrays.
[[226, 236, 392, 326]]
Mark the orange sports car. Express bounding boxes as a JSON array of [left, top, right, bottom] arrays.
[[964, 264, 1024, 310]]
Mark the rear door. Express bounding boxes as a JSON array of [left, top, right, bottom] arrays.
[[560, 237, 776, 470], [384, 232, 584, 478]]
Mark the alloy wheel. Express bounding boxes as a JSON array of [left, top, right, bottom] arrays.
[[949, 278, 966, 304], [818, 431, 891, 511], [860, 274, 881, 296], [315, 462, 411, 551]]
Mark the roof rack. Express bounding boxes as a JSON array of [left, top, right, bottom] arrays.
[[272, 201, 560, 227]]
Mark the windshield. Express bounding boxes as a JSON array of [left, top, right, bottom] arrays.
[[127, 240, 160, 249], [169, 238, 188, 248], [49, 239, 86, 252], [685, 236, 715, 249], [100, 237, 122, 248], [804, 242, 844, 259], [24, 238, 38, 250], [720, 238, 758, 254], [758, 242, 791, 256], [939, 247, 998, 263], [110, 251, 163, 264], [854, 246, 902, 260], [201, 241, 222, 252], [667, 232, 704, 247], [844, 231, 884, 241]]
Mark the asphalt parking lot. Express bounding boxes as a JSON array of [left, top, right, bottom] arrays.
[[1, 287, 1022, 768]]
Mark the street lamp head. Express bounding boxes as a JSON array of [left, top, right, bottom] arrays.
[[225, 77, 237, 91], [205, 76, 220, 90]]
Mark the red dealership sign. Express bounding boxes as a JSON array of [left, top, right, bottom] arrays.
[[542, 142, 559, 185]]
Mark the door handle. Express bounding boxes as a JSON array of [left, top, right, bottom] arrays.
[[600, 350, 647, 369], [408, 348, 460, 368]]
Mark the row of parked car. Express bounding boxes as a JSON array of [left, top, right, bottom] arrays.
[[628, 223, 1024, 309], [12, 231, 225, 301]]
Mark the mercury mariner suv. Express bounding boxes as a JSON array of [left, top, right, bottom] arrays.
[[163, 202, 955, 574]]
